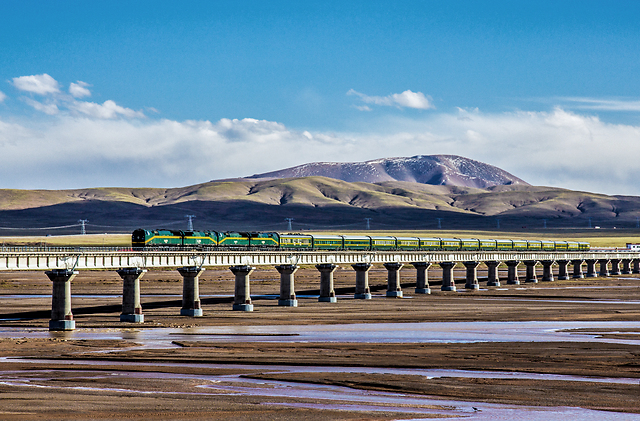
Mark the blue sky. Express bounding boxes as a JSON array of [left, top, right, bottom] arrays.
[[2, 1, 640, 194]]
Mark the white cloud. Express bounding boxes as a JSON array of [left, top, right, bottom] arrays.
[[69, 81, 91, 98], [9, 74, 142, 119], [22, 97, 59, 115], [348, 89, 434, 110], [561, 97, 640, 112], [69, 99, 144, 119], [2, 99, 640, 195], [11, 74, 60, 95], [0, 91, 6, 103]]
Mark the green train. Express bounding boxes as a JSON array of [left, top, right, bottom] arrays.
[[132, 229, 590, 252]]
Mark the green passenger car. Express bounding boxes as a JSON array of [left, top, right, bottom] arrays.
[[279, 234, 313, 249], [496, 239, 513, 250], [441, 238, 461, 251], [527, 240, 542, 251], [460, 238, 480, 251], [479, 239, 497, 250], [418, 238, 441, 250], [512, 240, 528, 250], [312, 235, 344, 250], [370, 236, 396, 250], [396, 237, 420, 250], [342, 235, 371, 250], [541, 240, 556, 251]]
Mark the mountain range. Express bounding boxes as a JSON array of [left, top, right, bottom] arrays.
[[0, 154, 638, 235]]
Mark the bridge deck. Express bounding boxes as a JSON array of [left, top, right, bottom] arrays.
[[0, 249, 637, 271]]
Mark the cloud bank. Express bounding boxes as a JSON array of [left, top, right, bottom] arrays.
[[2, 74, 640, 195]]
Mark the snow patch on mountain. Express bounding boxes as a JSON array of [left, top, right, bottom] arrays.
[[243, 155, 529, 189]]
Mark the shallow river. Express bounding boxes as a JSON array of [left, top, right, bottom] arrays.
[[1, 358, 638, 420], [3, 320, 640, 346], [1, 321, 640, 419]]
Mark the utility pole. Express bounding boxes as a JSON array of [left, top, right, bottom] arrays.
[[364, 218, 372, 230], [78, 219, 88, 235], [496, 218, 501, 230], [185, 215, 196, 231], [588, 217, 592, 229], [436, 218, 442, 230], [543, 219, 547, 229], [636, 217, 639, 229], [285, 218, 294, 231]]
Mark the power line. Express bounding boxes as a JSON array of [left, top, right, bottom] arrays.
[[0, 223, 81, 230]]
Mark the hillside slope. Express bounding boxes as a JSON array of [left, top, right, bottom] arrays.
[[0, 177, 638, 233]]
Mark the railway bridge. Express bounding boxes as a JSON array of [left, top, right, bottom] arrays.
[[1, 247, 638, 330]]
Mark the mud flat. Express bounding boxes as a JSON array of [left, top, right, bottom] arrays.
[[0, 268, 639, 419]]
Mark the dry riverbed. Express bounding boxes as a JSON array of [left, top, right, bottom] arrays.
[[0, 267, 639, 419]]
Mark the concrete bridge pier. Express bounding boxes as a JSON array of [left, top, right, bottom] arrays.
[[485, 261, 500, 286], [178, 266, 205, 316], [505, 261, 520, 285], [524, 260, 538, 283], [610, 259, 621, 276], [117, 268, 146, 323], [572, 260, 584, 279], [541, 260, 555, 282], [276, 264, 298, 307], [412, 262, 431, 294], [316, 263, 338, 302], [231, 265, 255, 311], [621, 259, 632, 275], [598, 259, 610, 277], [440, 262, 456, 291], [463, 261, 480, 290], [633, 259, 640, 274], [384, 262, 404, 297], [352, 263, 372, 299], [585, 259, 597, 277], [47, 269, 78, 331], [556, 260, 569, 280]]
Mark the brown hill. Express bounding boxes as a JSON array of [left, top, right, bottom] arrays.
[[0, 177, 638, 234]]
